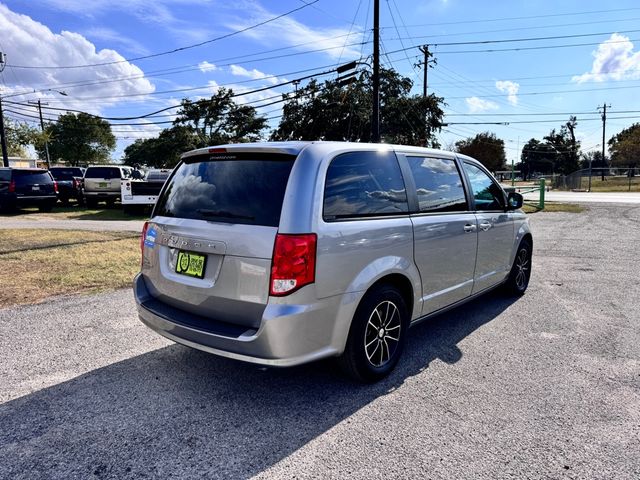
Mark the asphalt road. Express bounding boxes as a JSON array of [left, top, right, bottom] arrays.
[[0, 204, 638, 479], [522, 190, 640, 204]]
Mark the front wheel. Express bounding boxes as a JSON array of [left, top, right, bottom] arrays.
[[338, 284, 409, 383], [504, 240, 532, 296]]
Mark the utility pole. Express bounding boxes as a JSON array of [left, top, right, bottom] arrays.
[[598, 103, 610, 182], [0, 51, 8, 167], [29, 99, 51, 169], [0, 98, 8, 167], [371, 0, 380, 143], [417, 45, 436, 98]]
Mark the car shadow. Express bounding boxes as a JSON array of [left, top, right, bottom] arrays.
[[0, 291, 517, 479]]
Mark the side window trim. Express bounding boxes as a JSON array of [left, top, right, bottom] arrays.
[[397, 152, 472, 214], [459, 158, 507, 212]]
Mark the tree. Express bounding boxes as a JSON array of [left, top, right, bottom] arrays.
[[580, 150, 608, 170], [519, 118, 582, 180], [174, 88, 267, 147], [454, 132, 506, 172], [123, 125, 198, 168], [271, 68, 445, 145], [43, 112, 116, 166], [4, 119, 38, 157], [608, 123, 640, 169]]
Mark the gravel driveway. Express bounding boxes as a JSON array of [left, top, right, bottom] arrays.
[[0, 204, 638, 479]]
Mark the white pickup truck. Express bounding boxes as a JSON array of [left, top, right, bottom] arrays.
[[121, 169, 171, 214]]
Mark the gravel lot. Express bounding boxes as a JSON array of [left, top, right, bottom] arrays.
[[0, 204, 638, 479]]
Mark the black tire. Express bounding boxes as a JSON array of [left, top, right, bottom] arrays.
[[504, 239, 532, 296], [39, 201, 54, 213], [338, 284, 409, 383]]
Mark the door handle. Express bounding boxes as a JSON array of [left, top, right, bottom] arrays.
[[463, 224, 477, 233], [479, 222, 492, 231]]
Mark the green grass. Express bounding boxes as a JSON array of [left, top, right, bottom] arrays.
[[523, 202, 586, 214], [0, 203, 148, 221], [567, 176, 640, 192]]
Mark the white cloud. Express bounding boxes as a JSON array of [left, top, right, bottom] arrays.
[[0, 3, 155, 117], [229, 65, 279, 85], [198, 61, 217, 72], [465, 97, 499, 113], [83, 27, 150, 56], [495, 80, 519, 106], [226, 2, 363, 59], [572, 33, 640, 83]]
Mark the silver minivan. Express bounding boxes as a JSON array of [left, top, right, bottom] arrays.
[[134, 142, 532, 382]]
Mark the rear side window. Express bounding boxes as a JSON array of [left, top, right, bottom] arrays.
[[323, 151, 408, 220], [155, 153, 295, 227], [0, 170, 10, 181], [146, 171, 170, 182], [13, 170, 53, 185], [407, 156, 468, 213], [463, 162, 505, 211], [85, 167, 122, 179]]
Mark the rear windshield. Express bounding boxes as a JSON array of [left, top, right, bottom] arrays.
[[155, 153, 296, 227], [13, 170, 53, 185], [146, 171, 170, 182], [50, 168, 83, 180], [85, 167, 122, 179]]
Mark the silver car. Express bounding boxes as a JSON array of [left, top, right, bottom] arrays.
[[134, 142, 532, 382]]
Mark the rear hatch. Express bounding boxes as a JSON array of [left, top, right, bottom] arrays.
[[141, 150, 297, 329], [13, 170, 56, 197], [84, 166, 122, 192]]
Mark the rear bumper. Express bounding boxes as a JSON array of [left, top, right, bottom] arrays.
[[133, 273, 360, 367], [85, 191, 120, 198]]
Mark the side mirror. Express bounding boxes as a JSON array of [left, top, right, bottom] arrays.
[[507, 192, 523, 210]]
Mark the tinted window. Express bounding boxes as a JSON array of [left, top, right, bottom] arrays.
[[407, 156, 467, 213], [463, 162, 505, 211], [323, 151, 408, 220], [85, 167, 122, 179], [0, 170, 10, 181], [146, 171, 170, 182], [155, 154, 295, 227], [13, 170, 53, 185], [50, 168, 83, 180]]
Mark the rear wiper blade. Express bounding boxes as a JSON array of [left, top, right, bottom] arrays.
[[196, 209, 255, 220]]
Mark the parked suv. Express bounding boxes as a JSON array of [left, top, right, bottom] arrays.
[[83, 165, 130, 208], [0, 168, 57, 212], [134, 142, 531, 382], [49, 167, 85, 205]]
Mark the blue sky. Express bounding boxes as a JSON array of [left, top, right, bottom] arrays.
[[1, 0, 639, 165]]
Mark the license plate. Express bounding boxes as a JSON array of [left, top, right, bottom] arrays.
[[99, 182, 108, 188], [175, 250, 207, 279], [32, 185, 40, 191]]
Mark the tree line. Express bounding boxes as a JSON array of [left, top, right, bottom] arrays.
[[5, 66, 640, 175]]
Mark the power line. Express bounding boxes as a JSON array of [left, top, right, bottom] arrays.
[[7, 1, 320, 70]]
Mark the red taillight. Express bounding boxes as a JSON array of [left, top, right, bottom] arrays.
[[8, 180, 15, 193], [53, 181, 58, 193], [270, 233, 317, 296], [208, 147, 227, 153], [140, 221, 149, 258]]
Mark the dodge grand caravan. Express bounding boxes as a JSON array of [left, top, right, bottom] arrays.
[[134, 142, 532, 382]]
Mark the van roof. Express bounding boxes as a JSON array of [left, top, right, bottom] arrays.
[[181, 141, 458, 160]]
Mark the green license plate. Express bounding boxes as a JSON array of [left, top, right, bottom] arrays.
[[175, 250, 207, 279], [99, 182, 107, 188]]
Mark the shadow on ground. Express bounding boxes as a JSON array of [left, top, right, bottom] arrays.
[[0, 291, 517, 479]]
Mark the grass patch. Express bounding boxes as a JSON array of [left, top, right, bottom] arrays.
[[0, 229, 140, 308], [567, 176, 640, 192], [0, 204, 148, 221], [523, 202, 586, 214]]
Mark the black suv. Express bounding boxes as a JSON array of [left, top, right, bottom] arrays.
[[49, 167, 85, 205], [0, 168, 58, 212]]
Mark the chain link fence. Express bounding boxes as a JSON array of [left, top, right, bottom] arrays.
[[552, 167, 640, 191]]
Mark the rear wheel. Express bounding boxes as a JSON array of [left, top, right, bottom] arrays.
[[338, 284, 409, 383], [504, 239, 532, 296]]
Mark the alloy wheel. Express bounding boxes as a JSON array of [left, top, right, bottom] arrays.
[[364, 300, 401, 367]]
